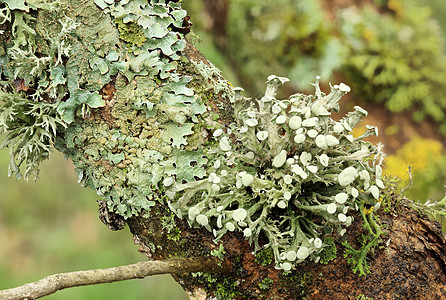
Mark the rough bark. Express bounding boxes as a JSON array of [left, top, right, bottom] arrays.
[[1, 1, 446, 300], [127, 187, 446, 299]]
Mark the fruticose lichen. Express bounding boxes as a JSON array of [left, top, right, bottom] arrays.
[[167, 76, 385, 271], [0, 0, 385, 274]]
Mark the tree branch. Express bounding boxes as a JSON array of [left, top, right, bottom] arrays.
[[0, 257, 226, 300]]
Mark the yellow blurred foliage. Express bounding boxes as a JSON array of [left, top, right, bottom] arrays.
[[388, 0, 404, 17], [353, 124, 367, 137], [384, 135, 443, 180], [363, 28, 376, 43]]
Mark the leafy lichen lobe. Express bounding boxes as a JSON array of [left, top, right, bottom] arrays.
[[1, 0, 386, 277]]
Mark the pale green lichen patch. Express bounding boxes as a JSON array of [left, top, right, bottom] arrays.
[[0, 0, 206, 199], [166, 76, 385, 272], [1, 0, 385, 275], [55, 68, 208, 217]]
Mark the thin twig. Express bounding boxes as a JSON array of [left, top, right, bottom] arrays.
[[400, 165, 413, 196], [0, 257, 226, 300]]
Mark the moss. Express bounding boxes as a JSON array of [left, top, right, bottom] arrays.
[[210, 244, 226, 265], [318, 237, 337, 264], [255, 248, 274, 267], [191, 272, 242, 300], [161, 211, 182, 242], [115, 18, 146, 48], [258, 277, 274, 290], [215, 278, 241, 300], [281, 270, 313, 297]]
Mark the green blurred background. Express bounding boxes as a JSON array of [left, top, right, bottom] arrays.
[[2, 0, 446, 299], [0, 149, 187, 299]]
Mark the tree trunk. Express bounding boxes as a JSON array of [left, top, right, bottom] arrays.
[[127, 200, 446, 299], [102, 36, 446, 299], [1, 1, 446, 299]]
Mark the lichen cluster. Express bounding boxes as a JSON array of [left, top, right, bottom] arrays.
[[1, 0, 385, 273], [0, 90, 65, 179], [0, 0, 203, 183], [167, 76, 384, 271], [0, 0, 232, 218]]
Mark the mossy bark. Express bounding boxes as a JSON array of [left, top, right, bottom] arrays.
[[126, 190, 446, 299], [118, 41, 446, 299], [2, 1, 446, 299]]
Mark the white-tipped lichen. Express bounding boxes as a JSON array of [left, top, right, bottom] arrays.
[[1, 0, 386, 273], [167, 76, 384, 271]]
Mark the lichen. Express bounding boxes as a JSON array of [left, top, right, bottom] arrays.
[[0, 89, 65, 180], [165, 76, 384, 272], [1, 0, 386, 277], [1, 0, 204, 217]]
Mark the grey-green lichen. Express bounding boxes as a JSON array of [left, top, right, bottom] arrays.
[[167, 76, 385, 272], [1, 0, 385, 275], [0, 0, 204, 212], [0, 89, 65, 180]]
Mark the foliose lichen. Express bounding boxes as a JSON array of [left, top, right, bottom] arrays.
[[0, 0, 385, 275], [0, 0, 206, 216], [166, 76, 385, 271]]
